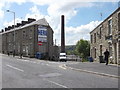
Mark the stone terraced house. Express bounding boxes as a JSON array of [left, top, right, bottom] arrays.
[[0, 18, 59, 60], [90, 7, 120, 64]]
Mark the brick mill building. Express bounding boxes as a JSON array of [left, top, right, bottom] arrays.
[[0, 18, 59, 60], [90, 7, 120, 64]]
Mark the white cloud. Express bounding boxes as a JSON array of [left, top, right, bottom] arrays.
[[37, 2, 98, 45], [3, 5, 44, 27], [29, 0, 119, 5], [51, 20, 102, 45], [3, 18, 22, 27], [0, 3, 4, 19], [0, 0, 119, 19], [25, 5, 44, 20], [1, 0, 118, 45], [4, 0, 27, 5], [29, 5, 40, 14], [64, 20, 102, 45]]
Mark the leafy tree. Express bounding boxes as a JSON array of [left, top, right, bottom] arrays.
[[75, 39, 90, 59], [65, 45, 76, 55]]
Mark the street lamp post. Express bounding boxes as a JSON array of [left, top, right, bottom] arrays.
[[7, 10, 15, 57]]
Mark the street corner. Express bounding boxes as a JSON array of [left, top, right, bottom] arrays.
[[65, 63, 120, 79]]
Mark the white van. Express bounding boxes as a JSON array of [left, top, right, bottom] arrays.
[[59, 53, 67, 62]]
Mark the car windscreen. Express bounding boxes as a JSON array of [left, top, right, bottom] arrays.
[[60, 55, 66, 57]]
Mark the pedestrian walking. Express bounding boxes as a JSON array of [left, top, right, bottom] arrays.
[[20, 53, 23, 59], [7, 51, 9, 56], [104, 49, 110, 65], [13, 50, 15, 57]]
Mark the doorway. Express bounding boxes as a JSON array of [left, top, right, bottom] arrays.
[[100, 45, 102, 56], [114, 43, 117, 64]]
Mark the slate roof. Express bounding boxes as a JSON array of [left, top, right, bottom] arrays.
[[1, 18, 49, 34]]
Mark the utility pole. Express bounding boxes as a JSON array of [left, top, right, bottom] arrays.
[[7, 10, 16, 57], [100, 13, 102, 21]]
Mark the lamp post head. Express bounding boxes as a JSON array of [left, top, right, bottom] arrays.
[[6, 10, 15, 14], [6, 10, 10, 12]]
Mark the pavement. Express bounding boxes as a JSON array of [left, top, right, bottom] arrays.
[[2, 54, 43, 61], [65, 62, 120, 78]]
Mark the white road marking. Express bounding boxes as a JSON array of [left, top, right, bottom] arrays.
[[59, 64, 67, 70], [44, 79, 68, 88], [32, 61, 37, 63], [22, 60, 29, 62], [17, 59, 41, 64], [68, 62, 79, 65], [48, 62, 58, 64], [46, 64, 53, 66], [6, 64, 24, 72], [45, 64, 53, 67], [41, 63, 45, 65], [39, 73, 62, 78]]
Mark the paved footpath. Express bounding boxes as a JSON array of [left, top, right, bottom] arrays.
[[66, 62, 120, 78]]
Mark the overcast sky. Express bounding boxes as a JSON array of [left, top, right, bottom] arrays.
[[0, 0, 119, 45]]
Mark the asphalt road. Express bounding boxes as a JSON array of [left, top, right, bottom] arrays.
[[1, 54, 118, 88]]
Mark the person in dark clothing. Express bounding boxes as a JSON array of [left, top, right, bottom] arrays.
[[7, 51, 9, 56], [104, 49, 110, 65], [13, 50, 15, 57], [20, 53, 23, 59]]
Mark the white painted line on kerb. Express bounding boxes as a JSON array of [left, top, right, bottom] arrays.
[[67, 66, 120, 78], [59, 64, 67, 70], [6, 64, 24, 72], [44, 79, 68, 88]]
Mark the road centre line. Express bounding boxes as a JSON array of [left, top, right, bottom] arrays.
[[6, 64, 24, 72], [44, 79, 68, 88]]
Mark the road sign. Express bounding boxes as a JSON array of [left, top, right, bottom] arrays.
[[38, 41, 42, 45]]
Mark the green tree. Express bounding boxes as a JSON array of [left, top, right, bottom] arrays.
[[75, 39, 90, 59], [65, 45, 76, 55]]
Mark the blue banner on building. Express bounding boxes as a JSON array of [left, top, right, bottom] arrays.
[[38, 26, 47, 43]]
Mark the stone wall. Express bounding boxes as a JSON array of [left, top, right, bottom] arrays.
[[1, 21, 55, 59], [90, 8, 120, 64]]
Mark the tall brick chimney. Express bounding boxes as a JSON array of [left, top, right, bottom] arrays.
[[61, 15, 65, 53]]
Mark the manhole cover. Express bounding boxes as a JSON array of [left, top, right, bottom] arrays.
[[39, 73, 62, 78]]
